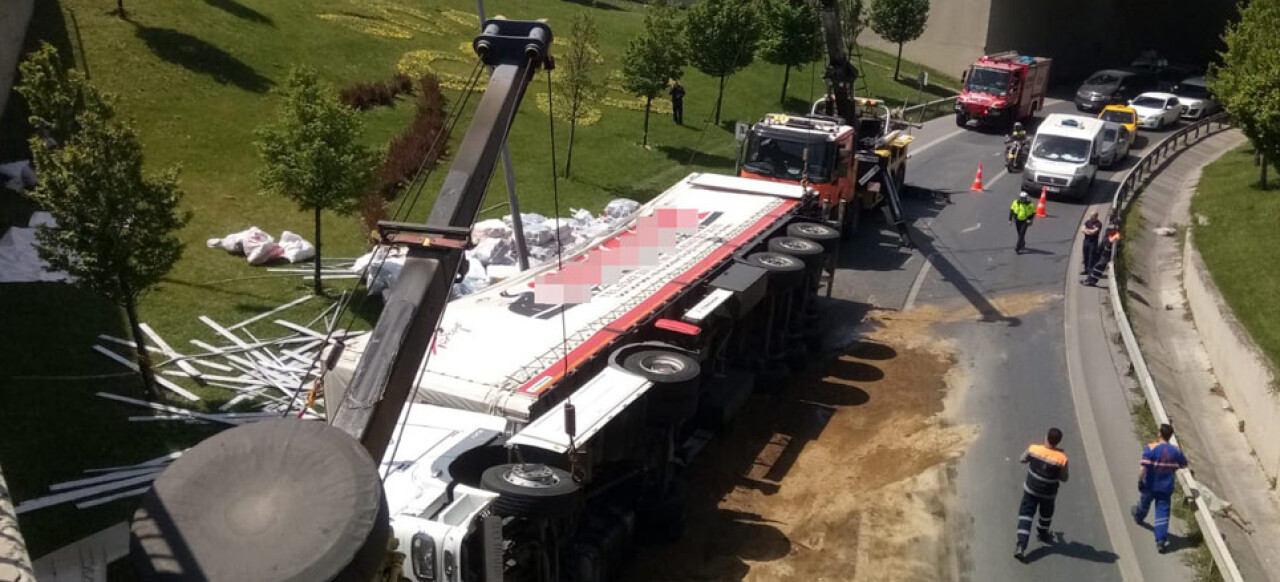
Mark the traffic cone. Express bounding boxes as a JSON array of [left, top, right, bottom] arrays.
[[1036, 187, 1048, 218], [970, 162, 984, 192]]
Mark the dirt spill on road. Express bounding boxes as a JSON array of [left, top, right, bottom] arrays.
[[623, 299, 1001, 581]]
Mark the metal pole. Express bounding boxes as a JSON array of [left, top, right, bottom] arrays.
[[478, 0, 531, 271]]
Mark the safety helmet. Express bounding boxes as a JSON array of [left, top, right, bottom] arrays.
[[1019, 191, 1029, 198], [1013, 122, 1024, 131]]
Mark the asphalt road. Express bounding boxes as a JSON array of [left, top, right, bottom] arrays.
[[832, 102, 1194, 581]]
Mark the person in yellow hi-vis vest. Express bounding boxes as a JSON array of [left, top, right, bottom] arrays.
[[1009, 191, 1037, 254]]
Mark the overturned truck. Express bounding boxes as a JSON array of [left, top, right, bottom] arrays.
[[126, 18, 847, 582]]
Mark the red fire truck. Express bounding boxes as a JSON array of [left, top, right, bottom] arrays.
[[955, 51, 1052, 132]]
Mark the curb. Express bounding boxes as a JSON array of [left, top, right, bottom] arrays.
[[1105, 113, 1245, 582]]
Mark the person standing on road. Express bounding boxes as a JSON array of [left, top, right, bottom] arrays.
[[1132, 423, 1188, 553], [1015, 427, 1070, 560], [1009, 191, 1036, 254], [1081, 212, 1103, 275], [669, 80, 685, 126], [1082, 222, 1121, 286]]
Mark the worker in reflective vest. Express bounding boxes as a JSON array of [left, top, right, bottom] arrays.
[[1015, 427, 1070, 560], [1132, 423, 1187, 552], [1009, 191, 1036, 254]]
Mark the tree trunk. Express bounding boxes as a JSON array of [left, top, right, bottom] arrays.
[[313, 207, 323, 295], [124, 298, 164, 402], [714, 75, 726, 125], [642, 96, 652, 147], [894, 42, 904, 81], [780, 64, 791, 107], [1263, 153, 1269, 189], [117, 0, 125, 17], [565, 114, 578, 178]]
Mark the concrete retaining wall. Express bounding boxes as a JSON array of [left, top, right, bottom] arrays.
[[0, 0, 35, 122], [1184, 231, 1280, 480]]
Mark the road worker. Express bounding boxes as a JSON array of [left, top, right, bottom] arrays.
[[1082, 222, 1121, 286], [1009, 191, 1036, 254], [1015, 427, 1070, 560], [1132, 423, 1187, 553]]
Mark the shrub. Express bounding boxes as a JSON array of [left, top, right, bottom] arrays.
[[392, 73, 413, 96], [371, 75, 449, 201], [339, 80, 397, 111]]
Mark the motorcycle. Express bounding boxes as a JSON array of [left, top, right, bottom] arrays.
[[1005, 138, 1028, 172]]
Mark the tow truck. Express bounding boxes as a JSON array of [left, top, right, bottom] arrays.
[[127, 17, 855, 582], [737, 0, 913, 246]]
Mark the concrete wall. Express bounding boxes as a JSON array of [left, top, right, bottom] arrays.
[[858, 0, 991, 81], [0, 0, 35, 123], [860, 0, 1237, 85], [1184, 231, 1280, 481]]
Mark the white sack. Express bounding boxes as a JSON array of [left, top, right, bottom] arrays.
[[471, 219, 511, 244], [277, 231, 316, 263], [604, 199, 639, 219]]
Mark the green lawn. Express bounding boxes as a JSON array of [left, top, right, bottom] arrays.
[[0, 0, 954, 556], [1191, 144, 1280, 379]]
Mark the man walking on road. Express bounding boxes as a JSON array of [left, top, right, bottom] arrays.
[[1009, 191, 1036, 254], [669, 80, 685, 125], [1132, 423, 1188, 553], [1081, 212, 1102, 275], [1015, 427, 1070, 560]]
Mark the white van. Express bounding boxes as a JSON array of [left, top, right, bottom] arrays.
[[1022, 114, 1105, 199]]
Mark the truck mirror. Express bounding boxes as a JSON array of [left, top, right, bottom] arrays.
[[961, 69, 968, 83]]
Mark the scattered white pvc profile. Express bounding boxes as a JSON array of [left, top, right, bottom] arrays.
[[95, 392, 239, 427], [273, 320, 332, 341], [227, 295, 313, 331], [186, 358, 235, 373], [129, 415, 207, 423], [83, 451, 183, 474], [92, 346, 200, 402], [199, 316, 251, 349], [75, 486, 151, 510], [97, 334, 165, 355], [49, 468, 163, 492], [139, 323, 203, 380], [16, 473, 158, 514]]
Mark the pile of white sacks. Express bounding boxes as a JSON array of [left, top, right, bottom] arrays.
[[356, 198, 642, 299], [206, 227, 316, 265]]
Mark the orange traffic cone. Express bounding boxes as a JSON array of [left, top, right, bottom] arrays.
[[1035, 187, 1048, 218], [970, 162, 985, 192]]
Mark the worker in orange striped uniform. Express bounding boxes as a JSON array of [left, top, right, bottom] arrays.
[[1014, 427, 1070, 560]]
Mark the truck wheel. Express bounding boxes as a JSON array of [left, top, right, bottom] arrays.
[[767, 237, 825, 268], [623, 349, 701, 425], [744, 252, 805, 289], [955, 113, 967, 128], [481, 463, 581, 519], [787, 222, 839, 252]]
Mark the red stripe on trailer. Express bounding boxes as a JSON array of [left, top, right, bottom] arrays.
[[520, 199, 798, 395]]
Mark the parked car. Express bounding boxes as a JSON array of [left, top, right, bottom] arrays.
[[1129, 92, 1183, 130], [1098, 105, 1139, 146], [1171, 76, 1219, 120], [1155, 64, 1201, 92], [1075, 69, 1156, 112], [1098, 121, 1132, 168]]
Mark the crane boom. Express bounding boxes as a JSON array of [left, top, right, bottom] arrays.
[[813, 0, 859, 124]]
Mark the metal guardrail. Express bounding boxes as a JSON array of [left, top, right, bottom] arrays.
[[1104, 111, 1245, 582], [899, 95, 958, 125]]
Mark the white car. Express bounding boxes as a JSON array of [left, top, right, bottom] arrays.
[[1129, 92, 1182, 130], [1172, 76, 1219, 120]]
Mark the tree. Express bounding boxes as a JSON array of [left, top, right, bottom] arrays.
[[255, 67, 377, 294], [760, 0, 822, 106], [684, 0, 760, 125], [869, 0, 929, 80], [15, 43, 110, 146], [621, 3, 686, 146], [838, 0, 868, 58], [1209, 0, 1280, 188], [561, 12, 601, 178], [20, 49, 190, 402]]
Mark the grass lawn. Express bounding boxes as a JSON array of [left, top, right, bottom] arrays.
[[0, 0, 955, 556], [1191, 144, 1280, 378]]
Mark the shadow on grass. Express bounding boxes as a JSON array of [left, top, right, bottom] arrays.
[[893, 75, 955, 100], [203, 0, 274, 26], [656, 145, 736, 171], [560, 0, 626, 11], [782, 95, 814, 115], [133, 24, 274, 93]]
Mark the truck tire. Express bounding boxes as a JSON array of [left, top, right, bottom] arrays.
[[767, 237, 825, 268], [955, 113, 967, 128], [786, 222, 839, 252], [744, 252, 805, 289], [623, 349, 701, 425], [481, 463, 581, 519]]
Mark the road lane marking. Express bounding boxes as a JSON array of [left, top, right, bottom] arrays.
[[960, 222, 981, 234], [985, 168, 1010, 189], [903, 253, 934, 312], [911, 128, 967, 157], [1063, 203, 1145, 582]]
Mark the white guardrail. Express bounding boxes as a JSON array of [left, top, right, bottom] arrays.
[[1105, 111, 1245, 582]]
